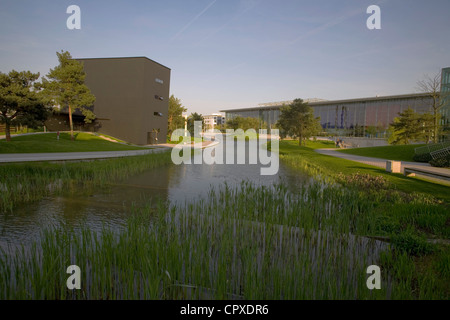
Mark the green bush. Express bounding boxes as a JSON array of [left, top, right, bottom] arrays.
[[429, 154, 450, 168], [391, 229, 434, 256], [413, 152, 432, 163], [433, 250, 450, 278]]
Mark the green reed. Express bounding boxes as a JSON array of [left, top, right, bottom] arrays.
[[3, 180, 444, 300], [0, 151, 172, 212]]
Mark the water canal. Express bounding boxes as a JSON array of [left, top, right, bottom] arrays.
[[0, 143, 306, 246], [0, 142, 392, 299]]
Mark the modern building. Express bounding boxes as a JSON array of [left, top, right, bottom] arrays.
[[441, 67, 450, 137], [221, 67, 450, 140], [221, 93, 437, 137], [203, 113, 226, 130], [45, 57, 171, 145]]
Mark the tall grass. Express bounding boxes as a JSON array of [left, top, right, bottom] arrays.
[[2, 180, 447, 300], [0, 151, 173, 212], [278, 143, 450, 299]]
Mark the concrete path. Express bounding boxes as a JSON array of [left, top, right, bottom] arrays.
[[0, 141, 219, 163], [315, 148, 450, 184], [0, 147, 172, 163], [315, 148, 431, 169], [0, 132, 50, 140]]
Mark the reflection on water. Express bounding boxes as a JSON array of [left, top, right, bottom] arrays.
[[0, 145, 307, 246]]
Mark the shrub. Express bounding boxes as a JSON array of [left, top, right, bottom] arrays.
[[391, 229, 434, 256], [413, 152, 432, 163], [336, 172, 391, 191], [429, 154, 450, 168]]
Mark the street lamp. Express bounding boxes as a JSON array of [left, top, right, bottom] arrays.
[[183, 114, 188, 137]]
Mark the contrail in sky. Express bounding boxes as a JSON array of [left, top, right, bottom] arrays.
[[170, 0, 218, 42]]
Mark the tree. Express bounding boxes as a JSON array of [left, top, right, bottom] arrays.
[[187, 112, 204, 136], [388, 107, 434, 145], [276, 99, 321, 146], [40, 50, 95, 140], [0, 70, 50, 142], [226, 116, 261, 131], [365, 122, 385, 138], [351, 124, 365, 137], [168, 95, 187, 137], [416, 71, 450, 143]]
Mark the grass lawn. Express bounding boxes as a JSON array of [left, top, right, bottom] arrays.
[[0, 132, 151, 153], [338, 144, 425, 162], [278, 140, 450, 203], [279, 140, 450, 300]]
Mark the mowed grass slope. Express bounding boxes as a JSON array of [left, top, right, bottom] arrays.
[[278, 140, 450, 203], [338, 144, 425, 162], [0, 132, 150, 153]]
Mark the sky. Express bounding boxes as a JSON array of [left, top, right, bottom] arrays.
[[1, 0, 449, 115]]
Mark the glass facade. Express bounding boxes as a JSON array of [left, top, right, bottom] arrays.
[[441, 67, 450, 139], [223, 94, 434, 137]]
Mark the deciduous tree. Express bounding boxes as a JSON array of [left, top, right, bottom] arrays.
[[187, 112, 204, 136], [417, 71, 450, 143], [0, 70, 50, 142], [168, 95, 187, 137], [226, 116, 261, 131], [276, 99, 321, 146]]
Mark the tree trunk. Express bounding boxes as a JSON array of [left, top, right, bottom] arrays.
[[5, 121, 11, 142], [433, 97, 438, 143], [68, 104, 74, 141], [434, 108, 438, 144]]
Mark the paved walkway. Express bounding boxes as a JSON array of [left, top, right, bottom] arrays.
[[0, 147, 172, 163], [0, 132, 50, 140], [0, 141, 219, 163], [315, 148, 450, 184]]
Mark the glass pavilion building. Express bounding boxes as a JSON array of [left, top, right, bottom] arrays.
[[221, 93, 435, 137], [441, 67, 450, 138], [221, 67, 450, 140]]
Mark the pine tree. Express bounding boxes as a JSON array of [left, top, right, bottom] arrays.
[[41, 50, 95, 140], [388, 107, 434, 144]]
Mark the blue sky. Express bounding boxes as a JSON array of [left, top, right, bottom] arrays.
[[1, 0, 449, 115]]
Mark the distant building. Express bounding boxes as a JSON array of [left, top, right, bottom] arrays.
[[221, 93, 437, 138], [221, 68, 450, 140], [45, 57, 171, 145], [441, 67, 450, 137], [203, 113, 226, 130]]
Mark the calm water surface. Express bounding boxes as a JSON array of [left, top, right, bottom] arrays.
[[0, 145, 309, 246]]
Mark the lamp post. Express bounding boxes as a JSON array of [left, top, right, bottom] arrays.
[[183, 114, 188, 137]]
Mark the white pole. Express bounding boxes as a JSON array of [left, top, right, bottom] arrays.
[[183, 114, 188, 137]]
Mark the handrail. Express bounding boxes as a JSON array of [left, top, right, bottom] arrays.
[[430, 146, 450, 160], [415, 141, 450, 155]]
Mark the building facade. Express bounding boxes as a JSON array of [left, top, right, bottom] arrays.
[[441, 67, 450, 137], [203, 113, 226, 130], [221, 93, 435, 137], [45, 57, 171, 145]]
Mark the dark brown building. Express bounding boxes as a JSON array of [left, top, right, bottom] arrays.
[[45, 57, 171, 145]]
